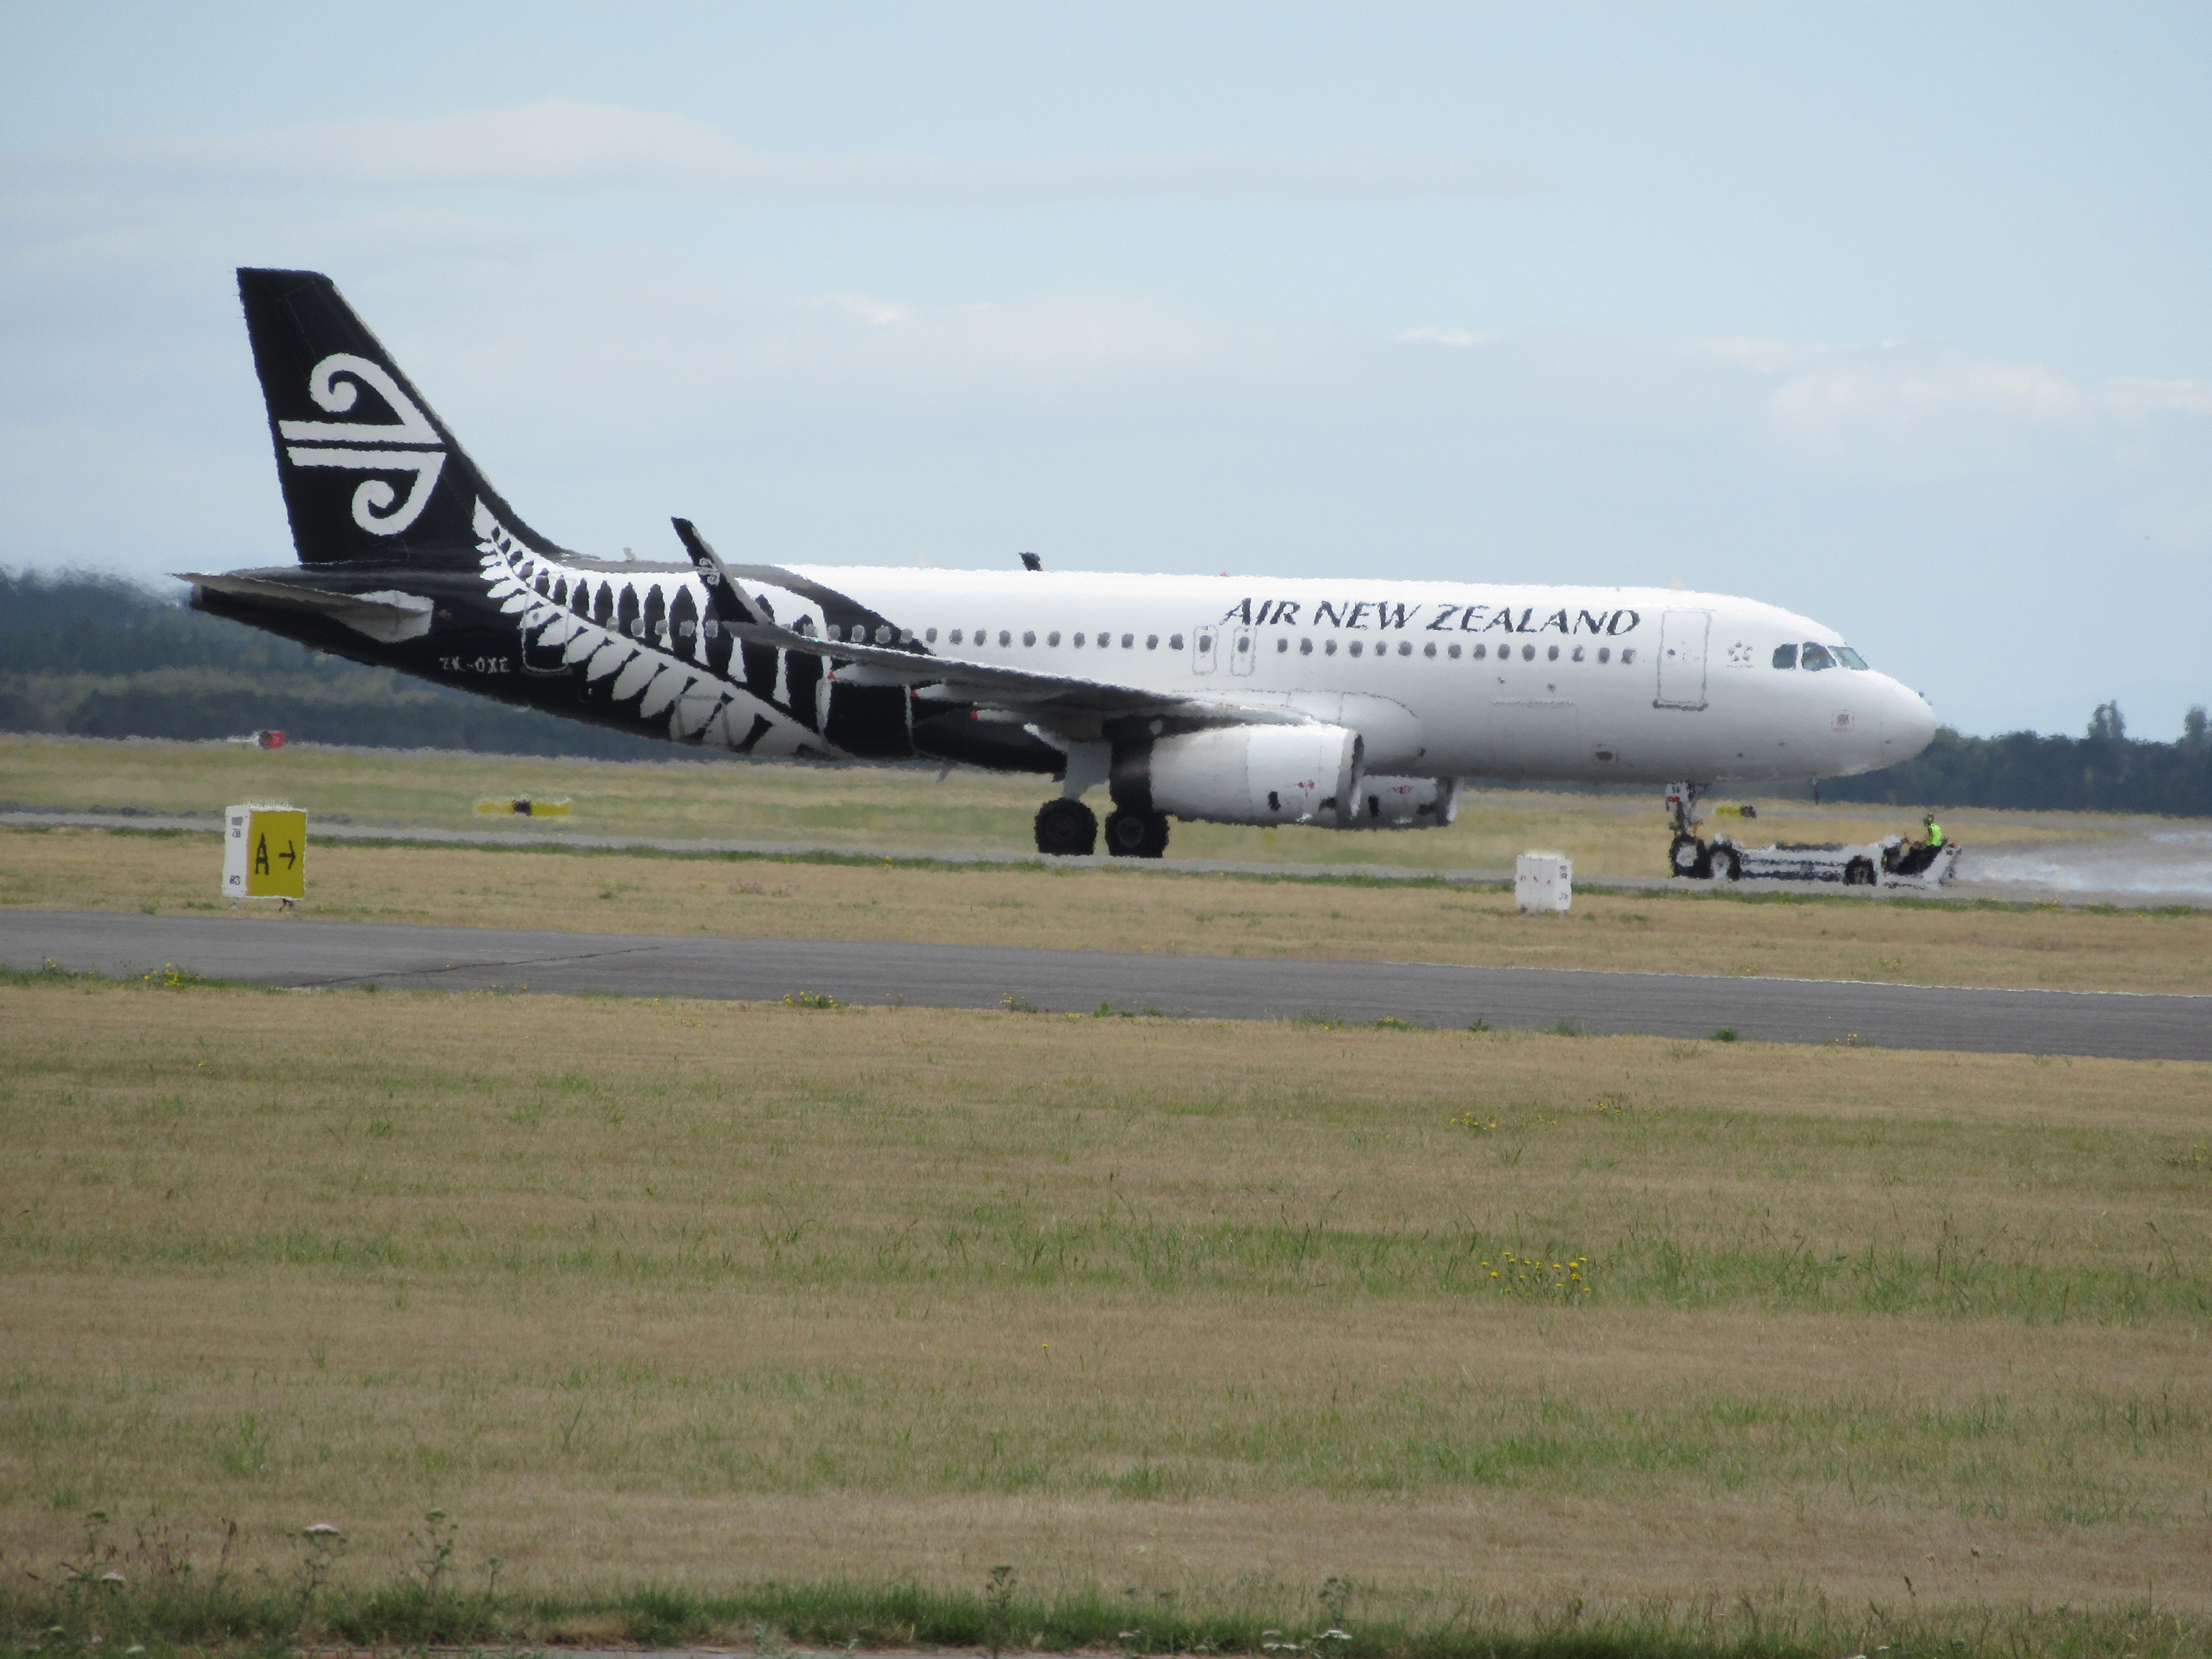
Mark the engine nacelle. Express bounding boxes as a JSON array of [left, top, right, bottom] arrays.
[[1117, 723, 1362, 826], [1338, 774, 1462, 830]]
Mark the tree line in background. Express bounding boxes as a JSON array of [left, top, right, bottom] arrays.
[[3, 568, 2208, 815], [1819, 699, 2211, 817]]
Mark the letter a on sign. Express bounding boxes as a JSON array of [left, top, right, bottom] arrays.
[[221, 805, 308, 901]]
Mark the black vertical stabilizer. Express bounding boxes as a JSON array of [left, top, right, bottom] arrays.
[[237, 268, 565, 567]]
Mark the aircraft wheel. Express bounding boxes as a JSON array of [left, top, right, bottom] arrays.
[[1843, 857, 1876, 887], [1712, 846, 1743, 882], [1668, 832, 1711, 879], [1105, 808, 1170, 859], [1034, 797, 1098, 857]]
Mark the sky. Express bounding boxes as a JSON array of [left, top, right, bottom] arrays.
[[3, 2, 2208, 738]]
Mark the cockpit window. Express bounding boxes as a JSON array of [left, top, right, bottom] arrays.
[[1800, 642, 1836, 671], [1834, 646, 1869, 669], [1772, 643, 1799, 669]]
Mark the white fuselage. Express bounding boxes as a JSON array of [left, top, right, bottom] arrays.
[[775, 566, 1937, 785]]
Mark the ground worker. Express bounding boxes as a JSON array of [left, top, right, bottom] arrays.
[[1924, 813, 1944, 849]]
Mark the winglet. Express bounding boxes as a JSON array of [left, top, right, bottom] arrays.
[[671, 517, 760, 625]]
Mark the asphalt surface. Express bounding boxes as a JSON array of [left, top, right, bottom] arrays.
[[6, 910, 2206, 1060]]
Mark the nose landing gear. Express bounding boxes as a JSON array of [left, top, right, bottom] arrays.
[[1665, 780, 1712, 879]]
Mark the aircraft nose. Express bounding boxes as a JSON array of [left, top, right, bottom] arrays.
[[1885, 680, 1937, 761]]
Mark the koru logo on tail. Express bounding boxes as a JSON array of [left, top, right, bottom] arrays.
[[279, 354, 445, 535]]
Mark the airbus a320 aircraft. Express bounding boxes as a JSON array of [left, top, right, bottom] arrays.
[[187, 269, 1937, 872]]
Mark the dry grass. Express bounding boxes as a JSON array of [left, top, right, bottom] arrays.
[[8, 823, 2212, 994], [2, 975, 2209, 1621], [0, 732, 2137, 877]]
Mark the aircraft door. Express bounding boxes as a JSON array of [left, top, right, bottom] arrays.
[[1655, 610, 1711, 710], [1229, 623, 1256, 675], [1192, 623, 1219, 673]]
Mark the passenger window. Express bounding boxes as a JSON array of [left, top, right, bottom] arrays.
[[1571, 645, 1584, 662], [1237, 635, 1251, 653], [1047, 631, 1060, 646], [1171, 633, 1186, 650], [1348, 640, 1364, 657], [1447, 643, 1461, 658], [1547, 644, 1560, 661], [949, 629, 963, 644], [876, 624, 893, 644], [1621, 648, 1636, 665], [1801, 642, 1835, 671], [1121, 633, 1134, 647], [1423, 641, 1437, 658], [1473, 643, 1486, 659], [1835, 646, 1869, 669], [1597, 646, 1609, 663], [1397, 640, 1412, 656], [999, 629, 1013, 646], [926, 627, 938, 643], [1022, 630, 1036, 646], [1771, 643, 1797, 669], [1146, 634, 1159, 649], [1521, 644, 1535, 661], [1277, 637, 1289, 652], [1071, 632, 1083, 646], [1324, 639, 1338, 655], [1299, 637, 1313, 655]]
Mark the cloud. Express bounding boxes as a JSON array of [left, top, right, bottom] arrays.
[[1395, 326, 1494, 347], [6, 100, 1543, 203], [1685, 336, 2212, 476]]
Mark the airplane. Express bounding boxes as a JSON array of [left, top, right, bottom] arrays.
[[184, 268, 1938, 873]]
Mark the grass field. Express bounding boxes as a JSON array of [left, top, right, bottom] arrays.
[[3, 970, 2209, 1652], [0, 732, 2140, 876], [9, 823, 2212, 995]]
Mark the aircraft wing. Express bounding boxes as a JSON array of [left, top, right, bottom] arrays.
[[714, 613, 1307, 731], [672, 517, 1308, 734]]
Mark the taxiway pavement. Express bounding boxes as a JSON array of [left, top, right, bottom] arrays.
[[5, 910, 2205, 1061]]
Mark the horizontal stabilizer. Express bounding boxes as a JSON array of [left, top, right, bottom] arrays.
[[178, 570, 435, 644]]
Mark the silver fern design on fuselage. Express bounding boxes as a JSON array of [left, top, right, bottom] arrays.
[[473, 501, 830, 758]]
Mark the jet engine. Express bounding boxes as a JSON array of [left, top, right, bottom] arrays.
[[1338, 774, 1462, 830], [1114, 723, 1362, 826]]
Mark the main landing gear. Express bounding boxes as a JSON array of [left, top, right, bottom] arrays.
[[1103, 807, 1170, 859], [1029, 797, 1169, 858], [1033, 797, 1098, 857]]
